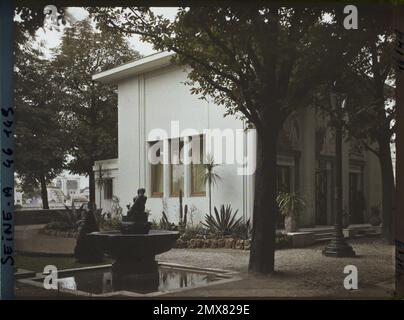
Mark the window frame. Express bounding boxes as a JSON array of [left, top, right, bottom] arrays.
[[190, 134, 206, 197], [149, 141, 164, 197], [103, 178, 113, 200]]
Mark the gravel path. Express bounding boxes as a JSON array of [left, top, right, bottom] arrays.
[[15, 237, 394, 298], [157, 238, 395, 298]]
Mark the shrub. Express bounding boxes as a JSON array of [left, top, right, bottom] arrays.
[[233, 218, 251, 240], [43, 203, 86, 232], [276, 192, 306, 219], [179, 224, 208, 241], [74, 210, 103, 263], [159, 211, 178, 231], [202, 204, 243, 236]]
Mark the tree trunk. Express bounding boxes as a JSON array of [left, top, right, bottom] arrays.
[[39, 173, 49, 209], [89, 168, 96, 210], [248, 127, 278, 274], [99, 183, 102, 210], [394, 3, 404, 297], [378, 137, 395, 243]]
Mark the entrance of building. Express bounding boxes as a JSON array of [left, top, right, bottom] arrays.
[[315, 159, 334, 225], [349, 171, 365, 224], [315, 170, 328, 225]]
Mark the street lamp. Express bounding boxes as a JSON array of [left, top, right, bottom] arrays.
[[323, 84, 356, 257]]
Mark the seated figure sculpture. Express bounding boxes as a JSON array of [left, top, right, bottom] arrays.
[[121, 188, 151, 234]]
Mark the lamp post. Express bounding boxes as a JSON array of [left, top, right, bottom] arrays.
[[323, 85, 356, 257]]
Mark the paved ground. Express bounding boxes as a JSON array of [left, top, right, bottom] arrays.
[[15, 237, 395, 299], [156, 237, 395, 298]]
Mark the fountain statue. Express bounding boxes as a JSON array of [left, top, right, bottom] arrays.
[[121, 188, 151, 234], [89, 188, 179, 290]]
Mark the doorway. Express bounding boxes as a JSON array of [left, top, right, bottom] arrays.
[[315, 170, 328, 225], [349, 171, 365, 224], [315, 159, 334, 226]]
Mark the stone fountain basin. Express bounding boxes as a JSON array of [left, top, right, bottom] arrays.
[[88, 230, 179, 259]]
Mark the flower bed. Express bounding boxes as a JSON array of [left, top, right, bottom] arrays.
[[39, 228, 78, 238], [175, 233, 292, 250]]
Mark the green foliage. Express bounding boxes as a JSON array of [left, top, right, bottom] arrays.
[[159, 211, 178, 231], [89, 6, 347, 128], [200, 155, 221, 187], [51, 19, 141, 204], [100, 213, 121, 231], [43, 203, 86, 232], [235, 218, 251, 240], [100, 196, 123, 230], [178, 190, 188, 233], [200, 155, 221, 216], [14, 45, 67, 203], [276, 192, 306, 219], [202, 205, 243, 236], [179, 224, 208, 241], [75, 209, 103, 263]]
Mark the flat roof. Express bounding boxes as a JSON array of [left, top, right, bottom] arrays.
[[92, 51, 175, 83]]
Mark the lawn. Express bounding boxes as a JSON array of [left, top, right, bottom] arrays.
[[15, 254, 113, 273]]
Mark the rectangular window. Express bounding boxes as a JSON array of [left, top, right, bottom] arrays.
[[170, 138, 184, 196], [191, 135, 206, 196], [104, 178, 113, 200], [150, 141, 164, 197]]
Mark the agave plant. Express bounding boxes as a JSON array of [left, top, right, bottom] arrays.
[[60, 203, 86, 229], [202, 204, 243, 236], [44, 203, 86, 232]]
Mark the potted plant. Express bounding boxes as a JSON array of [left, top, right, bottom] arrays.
[[276, 192, 306, 233]]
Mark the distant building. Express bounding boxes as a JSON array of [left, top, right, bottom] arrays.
[[55, 176, 81, 200], [47, 186, 65, 205], [80, 186, 90, 200], [14, 188, 23, 206]]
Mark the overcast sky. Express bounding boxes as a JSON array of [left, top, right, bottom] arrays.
[[35, 7, 179, 58]]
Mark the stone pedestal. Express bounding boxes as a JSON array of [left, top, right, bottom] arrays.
[[89, 230, 179, 292], [120, 220, 151, 234], [323, 231, 356, 257]]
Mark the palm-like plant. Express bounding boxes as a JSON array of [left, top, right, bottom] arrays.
[[276, 192, 306, 233], [95, 164, 105, 210], [202, 204, 243, 236], [200, 155, 221, 215], [276, 192, 306, 218]]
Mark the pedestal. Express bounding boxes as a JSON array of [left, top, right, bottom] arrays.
[[323, 231, 356, 257], [112, 256, 159, 292]]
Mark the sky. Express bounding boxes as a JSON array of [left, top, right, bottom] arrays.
[[35, 7, 179, 58]]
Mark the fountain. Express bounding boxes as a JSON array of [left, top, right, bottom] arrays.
[[89, 188, 179, 290]]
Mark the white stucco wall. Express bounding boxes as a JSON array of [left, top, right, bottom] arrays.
[[116, 65, 253, 225], [94, 58, 383, 228]]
